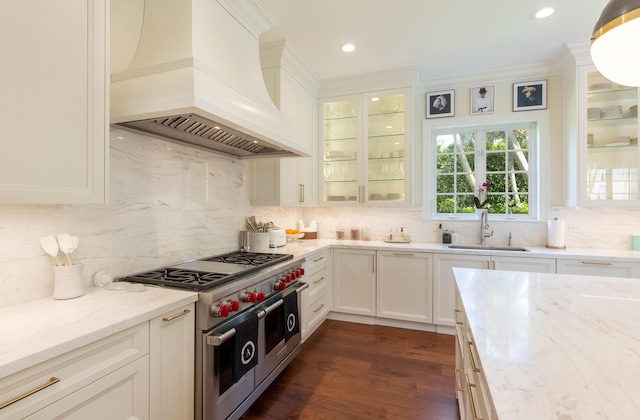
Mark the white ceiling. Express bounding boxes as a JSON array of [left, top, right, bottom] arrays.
[[257, 0, 610, 81]]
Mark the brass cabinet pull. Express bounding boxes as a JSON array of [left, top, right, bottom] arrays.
[[392, 252, 414, 256], [0, 377, 60, 409], [467, 341, 481, 372], [454, 309, 464, 325], [313, 277, 325, 284], [467, 378, 483, 420], [162, 309, 191, 322], [313, 304, 325, 313], [298, 184, 304, 203], [312, 256, 325, 263], [581, 260, 613, 266]]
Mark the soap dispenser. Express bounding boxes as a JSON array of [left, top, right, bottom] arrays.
[[442, 230, 451, 244]]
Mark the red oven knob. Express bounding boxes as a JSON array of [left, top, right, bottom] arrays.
[[299, 267, 305, 276], [274, 280, 286, 291], [284, 273, 292, 283], [242, 291, 257, 302], [228, 300, 240, 312], [294, 269, 301, 278], [257, 292, 266, 302], [211, 304, 230, 317]]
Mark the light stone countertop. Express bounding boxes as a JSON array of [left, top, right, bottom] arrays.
[[454, 267, 640, 419], [2, 240, 640, 384], [0, 286, 197, 379]]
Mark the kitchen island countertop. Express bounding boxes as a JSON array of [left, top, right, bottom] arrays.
[[454, 267, 640, 419]]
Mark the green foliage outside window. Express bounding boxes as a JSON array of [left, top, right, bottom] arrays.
[[434, 125, 533, 216]]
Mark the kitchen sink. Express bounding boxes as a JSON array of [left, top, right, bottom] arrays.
[[448, 244, 529, 252]]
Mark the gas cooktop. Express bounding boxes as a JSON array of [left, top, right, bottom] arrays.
[[121, 251, 293, 291]]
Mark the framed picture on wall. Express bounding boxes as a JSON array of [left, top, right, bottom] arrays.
[[513, 80, 547, 111], [426, 90, 454, 118], [471, 86, 495, 114]]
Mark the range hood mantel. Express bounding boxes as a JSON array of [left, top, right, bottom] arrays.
[[110, 0, 309, 159]]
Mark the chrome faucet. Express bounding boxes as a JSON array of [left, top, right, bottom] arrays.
[[479, 209, 493, 245]]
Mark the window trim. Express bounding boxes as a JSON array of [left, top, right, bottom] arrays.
[[423, 111, 550, 221]]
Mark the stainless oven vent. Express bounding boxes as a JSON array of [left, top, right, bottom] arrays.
[[117, 114, 299, 159]]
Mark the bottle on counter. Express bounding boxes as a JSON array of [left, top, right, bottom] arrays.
[[451, 231, 459, 245], [442, 229, 451, 244]]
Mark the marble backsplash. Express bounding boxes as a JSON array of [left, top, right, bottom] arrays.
[[0, 128, 639, 308]]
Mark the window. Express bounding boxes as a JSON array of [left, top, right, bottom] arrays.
[[433, 122, 537, 218]]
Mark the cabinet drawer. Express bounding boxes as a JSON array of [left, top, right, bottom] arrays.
[[307, 268, 329, 300], [0, 324, 149, 419], [306, 292, 329, 332], [305, 251, 329, 276]]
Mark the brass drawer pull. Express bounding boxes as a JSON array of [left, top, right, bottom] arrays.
[[312, 256, 325, 263], [313, 277, 325, 284], [467, 377, 483, 420], [313, 304, 325, 313], [467, 341, 481, 372], [0, 377, 60, 409], [581, 260, 613, 266], [162, 309, 191, 322]]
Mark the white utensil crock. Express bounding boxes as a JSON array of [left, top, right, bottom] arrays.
[[248, 232, 269, 251], [53, 263, 84, 299]]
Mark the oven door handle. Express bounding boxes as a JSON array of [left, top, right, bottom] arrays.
[[256, 299, 283, 320], [207, 328, 236, 346], [297, 282, 309, 294]]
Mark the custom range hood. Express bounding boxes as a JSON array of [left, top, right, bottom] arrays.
[[110, 0, 309, 158]]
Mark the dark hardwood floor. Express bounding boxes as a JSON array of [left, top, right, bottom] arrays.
[[241, 320, 461, 420]]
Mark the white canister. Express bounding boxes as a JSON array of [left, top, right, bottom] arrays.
[[53, 264, 84, 299], [248, 232, 269, 251]]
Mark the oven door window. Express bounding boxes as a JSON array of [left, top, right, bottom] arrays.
[[265, 303, 285, 355], [217, 338, 235, 396]]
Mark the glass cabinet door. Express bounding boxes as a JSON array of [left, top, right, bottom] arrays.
[[321, 97, 361, 202], [581, 68, 640, 205], [320, 89, 409, 205], [365, 91, 407, 203]]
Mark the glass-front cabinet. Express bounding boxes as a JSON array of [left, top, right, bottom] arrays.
[[320, 89, 410, 205], [579, 66, 640, 206]]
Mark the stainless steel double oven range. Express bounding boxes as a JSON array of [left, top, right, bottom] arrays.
[[122, 250, 307, 420]]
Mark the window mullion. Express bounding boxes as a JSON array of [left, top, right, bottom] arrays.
[[476, 130, 487, 182]]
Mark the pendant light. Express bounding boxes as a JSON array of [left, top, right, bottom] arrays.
[[591, 0, 640, 86]]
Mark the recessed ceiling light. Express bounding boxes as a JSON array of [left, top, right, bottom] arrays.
[[341, 43, 356, 53], [535, 7, 555, 19], [371, 97, 380, 102]]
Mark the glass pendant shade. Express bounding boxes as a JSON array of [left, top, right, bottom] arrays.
[[591, 0, 640, 86]]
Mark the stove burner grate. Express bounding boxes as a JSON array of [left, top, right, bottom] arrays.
[[124, 268, 236, 291], [202, 251, 292, 266]]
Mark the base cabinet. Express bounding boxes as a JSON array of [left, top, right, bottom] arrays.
[[301, 250, 331, 341], [333, 248, 376, 316], [556, 258, 640, 278], [0, 324, 150, 420], [149, 304, 195, 420], [376, 251, 433, 323], [455, 285, 497, 420]]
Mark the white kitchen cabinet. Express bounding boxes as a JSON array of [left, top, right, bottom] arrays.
[[576, 64, 640, 206], [455, 285, 497, 420], [301, 249, 331, 342], [0, 324, 149, 420], [376, 250, 433, 324], [333, 248, 376, 316], [320, 88, 410, 206], [251, 41, 319, 207], [149, 303, 195, 420], [557, 258, 640, 278], [0, 0, 108, 204], [434, 253, 556, 327]]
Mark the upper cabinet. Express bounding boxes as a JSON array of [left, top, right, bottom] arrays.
[[0, 1, 108, 204], [578, 65, 640, 206], [320, 89, 410, 206]]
